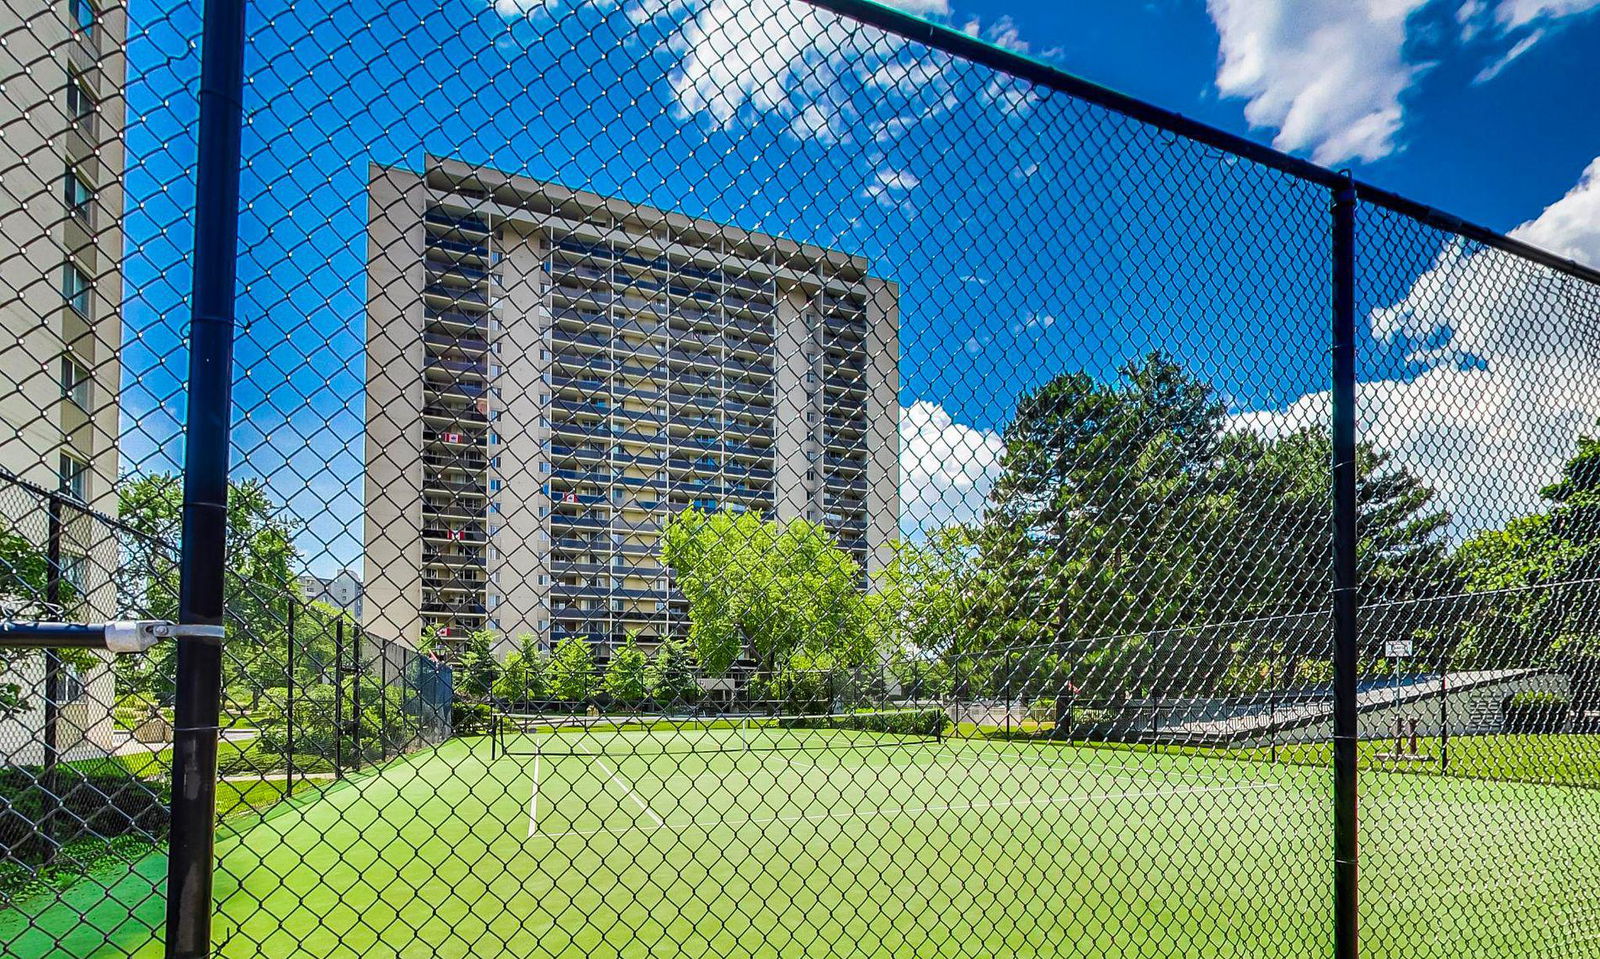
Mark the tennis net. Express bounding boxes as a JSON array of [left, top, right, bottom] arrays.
[[492, 708, 949, 758]]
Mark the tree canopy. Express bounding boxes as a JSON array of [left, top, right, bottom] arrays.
[[661, 509, 873, 679]]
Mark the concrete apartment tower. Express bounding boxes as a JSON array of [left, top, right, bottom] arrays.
[[0, 0, 128, 761], [363, 158, 899, 666]]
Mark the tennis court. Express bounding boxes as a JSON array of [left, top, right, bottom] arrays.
[[10, 719, 1600, 959]]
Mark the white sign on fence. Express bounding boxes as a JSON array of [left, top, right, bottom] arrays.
[[1384, 639, 1414, 659]]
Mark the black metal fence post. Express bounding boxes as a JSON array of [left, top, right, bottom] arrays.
[[334, 618, 345, 778], [42, 496, 63, 835], [1330, 179, 1360, 959], [164, 1, 247, 955], [286, 599, 296, 795], [351, 626, 361, 773]]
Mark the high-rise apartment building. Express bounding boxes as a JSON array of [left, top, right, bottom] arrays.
[[0, 0, 127, 762], [364, 158, 899, 658]]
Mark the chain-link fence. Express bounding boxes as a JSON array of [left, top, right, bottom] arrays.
[[4, 0, 1600, 956]]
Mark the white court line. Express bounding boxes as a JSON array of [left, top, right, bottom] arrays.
[[535, 780, 1279, 841], [595, 757, 666, 827], [526, 754, 542, 838]]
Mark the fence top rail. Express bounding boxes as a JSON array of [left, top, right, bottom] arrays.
[[801, 0, 1600, 288]]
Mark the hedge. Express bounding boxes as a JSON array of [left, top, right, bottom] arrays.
[[777, 708, 949, 739], [1504, 690, 1570, 734]]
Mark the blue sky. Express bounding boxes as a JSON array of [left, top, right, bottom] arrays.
[[114, 0, 1600, 574]]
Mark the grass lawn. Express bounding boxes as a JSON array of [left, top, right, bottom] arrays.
[[8, 726, 1600, 959]]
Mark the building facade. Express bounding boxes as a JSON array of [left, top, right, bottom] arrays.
[[0, 0, 128, 763], [364, 158, 899, 657], [298, 570, 364, 618]]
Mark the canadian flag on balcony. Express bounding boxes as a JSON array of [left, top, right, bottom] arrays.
[[449, 529, 464, 541], [443, 431, 462, 444], [563, 492, 578, 503]]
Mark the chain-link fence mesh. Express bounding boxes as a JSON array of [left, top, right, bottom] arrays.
[[4, 0, 1600, 956]]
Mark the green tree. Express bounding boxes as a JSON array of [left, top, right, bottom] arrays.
[[1457, 431, 1600, 666], [645, 636, 699, 706], [603, 632, 649, 706], [493, 633, 547, 703], [455, 628, 501, 701], [980, 353, 1454, 699], [662, 509, 873, 682], [549, 635, 597, 703], [115, 474, 301, 699]]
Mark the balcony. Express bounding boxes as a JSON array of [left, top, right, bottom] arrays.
[[552, 284, 610, 308], [424, 380, 488, 402], [423, 331, 490, 355], [551, 513, 610, 531], [422, 501, 482, 521], [421, 601, 487, 616], [425, 210, 490, 234], [421, 576, 484, 593], [423, 476, 488, 496], [422, 452, 488, 471], [554, 308, 610, 329], [553, 351, 615, 375], [426, 309, 490, 333], [422, 550, 487, 569], [424, 357, 488, 379], [550, 444, 609, 463], [552, 328, 608, 350], [426, 235, 491, 259], [422, 404, 488, 425]]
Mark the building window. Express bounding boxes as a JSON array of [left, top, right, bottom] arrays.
[[60, 553, 88, 596], [538, 619, 549, 631], [70, 0, 95, 36], [66, 71, 95, 123], [58, 453, 88, 501], [60, 355, 90, 409], [64, 167, 93, 222], [62, 261, 91, 316]]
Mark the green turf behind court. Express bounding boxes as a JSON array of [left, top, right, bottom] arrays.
[[8, 731, 1600, 959]]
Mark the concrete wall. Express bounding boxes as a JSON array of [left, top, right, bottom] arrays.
[[362, 165, 427, 646]]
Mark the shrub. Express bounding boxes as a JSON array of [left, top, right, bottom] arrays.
[[453, 700, 493, 736], [777, 707, 948, 738], [0, 768, 168, 870], [1504, 690, 1570, 734]]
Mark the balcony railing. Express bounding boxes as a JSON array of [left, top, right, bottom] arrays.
[[425, 210, 490, 233], [422, 404, 488, 425]]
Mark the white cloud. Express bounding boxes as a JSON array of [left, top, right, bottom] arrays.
[[636, 0, 1031, 148], [1207, 0, 1428, 164], [1495, 0, 1600, 28], [899, 401, 1005, 537], [1473, 30, 1542, 81], [1233, 157, 1600, 538], [862, 167, 920, 207]]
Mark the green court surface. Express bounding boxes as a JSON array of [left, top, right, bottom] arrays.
[[9, 727, 1600, 959]]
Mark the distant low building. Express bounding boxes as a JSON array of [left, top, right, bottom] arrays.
[[298, 570, 364, 618]]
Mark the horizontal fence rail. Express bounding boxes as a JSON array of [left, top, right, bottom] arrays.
[[2, 1, 1599, 957]]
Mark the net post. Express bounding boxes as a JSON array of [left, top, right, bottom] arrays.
[[1330, 176, 1360, 959]]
